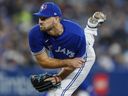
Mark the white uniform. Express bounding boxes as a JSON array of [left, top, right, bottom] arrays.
[[47, 27, 97, 96]]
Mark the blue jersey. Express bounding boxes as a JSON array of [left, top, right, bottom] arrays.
[[29, 19, 86, 59]]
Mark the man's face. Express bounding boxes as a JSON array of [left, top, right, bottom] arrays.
[[39, 17, 57, 31]]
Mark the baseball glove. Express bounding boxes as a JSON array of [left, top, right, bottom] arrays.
[[30, 73, 61, 92]]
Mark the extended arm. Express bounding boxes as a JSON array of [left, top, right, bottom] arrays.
[[34, 50, 85, 69], [35, 51, 65, 68]]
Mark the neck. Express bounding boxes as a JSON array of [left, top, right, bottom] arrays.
[[49, 22, 63, 36]]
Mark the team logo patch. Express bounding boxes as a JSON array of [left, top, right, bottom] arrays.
[[40, 4, 47, 11]]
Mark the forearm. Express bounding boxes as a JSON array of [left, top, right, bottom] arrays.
[[35, 52, 84, 69], [58, 67, 75, 80], [36, 55, 68, 69]]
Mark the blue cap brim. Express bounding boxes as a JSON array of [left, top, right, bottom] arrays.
[[33, 12, 50, 17]]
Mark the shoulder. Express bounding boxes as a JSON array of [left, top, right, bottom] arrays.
[[61, 19, 84, 37], [29, 24, 44, 39], [29, 24, 40, 36]]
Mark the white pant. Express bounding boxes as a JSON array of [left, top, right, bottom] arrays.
[[48, 27, 97, 96]]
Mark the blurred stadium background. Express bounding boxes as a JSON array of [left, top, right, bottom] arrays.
[[0, 0, 128, 96]]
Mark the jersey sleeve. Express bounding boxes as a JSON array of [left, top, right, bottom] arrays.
[[28, 27, 45, 55], [75, 35, 87, 59]]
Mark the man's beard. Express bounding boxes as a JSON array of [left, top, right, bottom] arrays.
[[40, 25, 53, 32]]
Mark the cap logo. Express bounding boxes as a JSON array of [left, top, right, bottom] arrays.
[[54, 13, 57, 15], [41, 4, 47, 11]]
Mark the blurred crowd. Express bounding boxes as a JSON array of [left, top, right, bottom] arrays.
[[0, 0, 128, 72]]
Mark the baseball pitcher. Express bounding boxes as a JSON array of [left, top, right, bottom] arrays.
[[28, 2, 106, 96]]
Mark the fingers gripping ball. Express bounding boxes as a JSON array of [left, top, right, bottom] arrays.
[[30, 73, 61, 92]]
